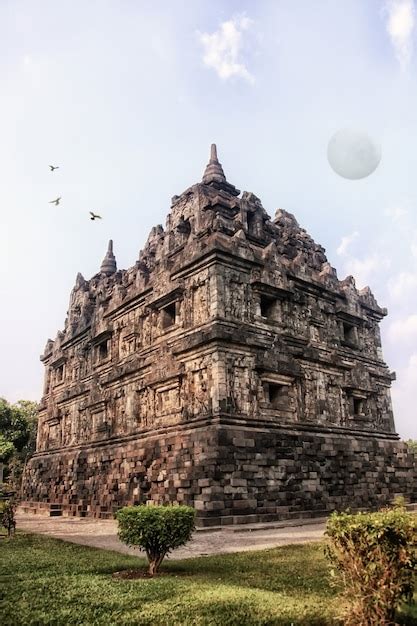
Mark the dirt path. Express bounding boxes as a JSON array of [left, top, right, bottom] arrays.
[[15, 513, 326, 560]]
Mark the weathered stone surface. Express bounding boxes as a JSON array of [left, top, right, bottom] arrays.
[[22, 145, 417, 524]]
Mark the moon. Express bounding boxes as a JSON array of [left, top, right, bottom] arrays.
[[327, 128, 381, 180]]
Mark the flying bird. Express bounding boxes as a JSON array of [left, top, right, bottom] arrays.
[[49, 165, 59, 171], [49, 197, 61, 206], [90, 211, 102, 221]]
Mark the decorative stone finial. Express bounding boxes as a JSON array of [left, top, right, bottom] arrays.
[[202, 143, 227, 185], [202, 144, 240, 196], [75, 272, 86, 289], [100, 239, 117, 276]]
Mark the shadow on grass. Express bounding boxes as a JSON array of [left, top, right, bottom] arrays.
[[163, 543, 334, 596], [0, 534, 340, 625], [397, 598, 417, 625], [3, 534, 415, 625], [141, 596, 335, 626]]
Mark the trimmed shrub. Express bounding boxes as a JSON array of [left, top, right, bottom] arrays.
[[0, 499, 16, 536], [116, 504, 196, 576], [325, 506, 417, 625]]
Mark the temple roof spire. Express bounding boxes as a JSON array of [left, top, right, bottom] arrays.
[[100, 239, 117, 276], [201, 144, 240, 196], [202, 143, 226, 185]]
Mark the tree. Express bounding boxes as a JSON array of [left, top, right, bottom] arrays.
[[404, 439, 417, 455], [116, 505, 196, 576], [0, 435, 15, 487], [0, 435, 15, 463], [0, 398, 38, 490], [0, 500, 16, 536], [0, 398, 28, 450], [13, 400, 39, 459]]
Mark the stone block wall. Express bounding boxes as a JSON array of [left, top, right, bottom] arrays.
[[208, 423, 417, 525], [23, 420, 218, 519], [22, 418, 417, 525]]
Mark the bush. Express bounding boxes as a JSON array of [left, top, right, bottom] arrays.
[[0, 398, 38, 492], [116, 504, 196, 576], [0, 499, 16, 537], [325, 506, 417, 625]]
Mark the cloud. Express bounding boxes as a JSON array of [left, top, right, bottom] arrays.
[[343, 253, 390, 289], [384, 206, 408, 221], [336, 231, 359, 256], [199, 15, 254, 83], [411, 230, 417, 259], [383, 0, 415, 70], [20, 54, 42, 88], [336, 232, 391, 289], [388, 314, 417, 342], [388, 271, 417, 298]]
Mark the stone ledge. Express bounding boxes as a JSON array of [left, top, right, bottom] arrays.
[[31, 413, 400, 459], [18, 503, 417, 533]]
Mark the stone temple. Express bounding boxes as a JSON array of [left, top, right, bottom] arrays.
[[22, 145, 416, 525]]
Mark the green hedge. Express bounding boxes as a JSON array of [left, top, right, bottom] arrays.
[[116, 504, 195, 576], [325, 506, 417, 625]]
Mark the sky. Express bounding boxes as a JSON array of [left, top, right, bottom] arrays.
[[0, 0, 416, 438]]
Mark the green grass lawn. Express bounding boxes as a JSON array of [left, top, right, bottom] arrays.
[[1, 533, 416, 625]]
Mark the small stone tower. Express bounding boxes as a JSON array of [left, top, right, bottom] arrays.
[[100, 240, 117, 276]]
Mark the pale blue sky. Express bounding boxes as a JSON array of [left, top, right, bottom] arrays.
[[1, 0, 416, 438]]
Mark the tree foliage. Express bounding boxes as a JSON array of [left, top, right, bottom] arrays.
[[325, 505, 417, 625], [116, 504, 196, 576], [0, 435, 15, 463], [0, 500, 16, 536], [0, 398, 38, 489], [405, 439, 417, 455]]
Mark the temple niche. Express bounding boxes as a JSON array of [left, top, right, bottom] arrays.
[[22, 145, 417, 524]]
